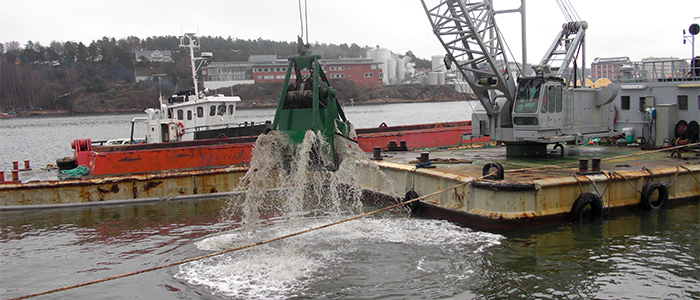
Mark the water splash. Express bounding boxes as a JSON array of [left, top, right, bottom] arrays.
[[177, 216, 503, 299]]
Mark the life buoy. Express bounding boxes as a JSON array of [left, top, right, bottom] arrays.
[[176, 122, 185, 136], [640, 181, 668, 209], [482, 162, 504, 180], [404, 189, 420, 213], [570, 193, 604, 222]]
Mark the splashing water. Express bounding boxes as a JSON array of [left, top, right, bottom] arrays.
[[176, 128, 473, 299]]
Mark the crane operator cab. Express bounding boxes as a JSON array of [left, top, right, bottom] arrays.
[[512, 76, 566, 138]]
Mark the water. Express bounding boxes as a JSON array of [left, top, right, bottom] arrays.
[[0, 101, 476, 171], [1, 101, 698, 299], [1, 199, 697, 299]]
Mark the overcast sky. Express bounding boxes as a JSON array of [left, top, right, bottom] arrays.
[[2, 0, 698, 64]]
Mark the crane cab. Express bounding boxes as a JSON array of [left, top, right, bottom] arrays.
[[512, 76, 566, 138]]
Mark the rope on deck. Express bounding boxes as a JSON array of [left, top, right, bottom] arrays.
[[9, 172, 489, 300]]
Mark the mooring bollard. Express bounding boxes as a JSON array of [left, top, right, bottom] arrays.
[[578, 159, 589, 172], [371, 147, 383, 160], [591, 158, 601, 172], [420, 152, 430, 163]]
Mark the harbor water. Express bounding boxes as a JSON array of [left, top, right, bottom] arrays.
[[1, 100, 699, 299]]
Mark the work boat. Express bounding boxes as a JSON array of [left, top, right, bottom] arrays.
[[136, 33, 268, 144]]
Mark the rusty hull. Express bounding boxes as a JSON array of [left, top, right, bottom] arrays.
[[358, 147, 700, 229], [0, 166, 248, 209]]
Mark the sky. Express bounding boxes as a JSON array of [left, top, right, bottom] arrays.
[[2, 0, 699, 65]]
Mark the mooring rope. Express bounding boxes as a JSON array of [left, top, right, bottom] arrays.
[[10, 175, 480, 300]]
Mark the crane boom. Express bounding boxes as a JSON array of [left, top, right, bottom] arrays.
[[421, 0, 516, 117], [539, 21, 587, 83]]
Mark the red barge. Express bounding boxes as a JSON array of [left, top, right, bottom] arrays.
[[72, 121, 477, 176]]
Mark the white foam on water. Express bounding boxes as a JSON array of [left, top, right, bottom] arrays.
[[177, 128, 500, 298], [177, 216, 503, 299]]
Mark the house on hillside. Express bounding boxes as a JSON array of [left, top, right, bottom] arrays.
[[135, 50, 173, 63]]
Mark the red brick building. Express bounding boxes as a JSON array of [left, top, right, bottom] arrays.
[[203, 56, 383, 89]]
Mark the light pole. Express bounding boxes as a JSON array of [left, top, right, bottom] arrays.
[[684, 18, 699, 76]]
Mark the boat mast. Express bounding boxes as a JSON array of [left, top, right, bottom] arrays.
[[180, 33, 200, 99]]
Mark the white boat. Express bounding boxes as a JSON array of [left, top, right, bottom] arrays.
[[134, 33, 269, 144]]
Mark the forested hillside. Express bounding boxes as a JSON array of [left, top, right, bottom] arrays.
[[0, 36, 433, 114]]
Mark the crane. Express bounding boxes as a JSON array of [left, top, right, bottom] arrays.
[[421, 0, 618, 156]]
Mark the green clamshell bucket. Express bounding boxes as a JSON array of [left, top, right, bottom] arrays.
[[270, 53, 351, 170]]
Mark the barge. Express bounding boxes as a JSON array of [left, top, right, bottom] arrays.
[[355, 143, 700, 230]]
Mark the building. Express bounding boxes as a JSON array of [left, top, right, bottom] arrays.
[[590, 57, 631, 81], [591, 56, 691, 81], [202, 55, 383, 89], [135, 50, 173, 63]]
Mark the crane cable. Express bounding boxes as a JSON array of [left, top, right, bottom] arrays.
[[298, 0, 309, 44]]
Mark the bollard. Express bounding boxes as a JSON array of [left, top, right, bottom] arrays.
[[371, 147, 383, 160], [12, 161, 19, 170], [578, 159, 589, 172], [24, 160, 31, 170], [591, 158, 601, 172], [11, 169, 19, 182], [420, 152, 430, 163]]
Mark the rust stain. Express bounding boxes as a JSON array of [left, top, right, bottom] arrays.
[[97, 184, 119, 194], [143, 181, 163, 191]]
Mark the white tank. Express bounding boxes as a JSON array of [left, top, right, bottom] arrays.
[[432, 55, 444, 72], [438, 72, 446, 85], [428, 72, 439, 85], [397, 61, 406, 82], [387, 59, 397, 85]]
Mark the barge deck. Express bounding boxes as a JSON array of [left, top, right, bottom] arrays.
[[356, 144, 700, 230]]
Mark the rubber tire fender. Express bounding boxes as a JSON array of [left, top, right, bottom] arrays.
[[570, 193, 604, 222], [640, 181, 668, 209], [482, 162, 504, 180], [404, 190, 420, 213]]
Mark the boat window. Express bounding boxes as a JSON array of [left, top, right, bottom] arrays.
[[187, 110, 192, 120], [177, 109, 184, 120], [228, 105, 234, 115], [542, 85, 556, 113], [677, 95, 688, 111], [197, 107, 204, 118], [217, 104, 226, 116], [168, 109, 172, 119], [514, 78, 543, 113], [209, 105, 216, 116], [555, 86, 562, 112], [621, 96, 630, 110]]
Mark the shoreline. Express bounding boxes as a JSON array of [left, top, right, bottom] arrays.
[[4, 98, 475, 118]]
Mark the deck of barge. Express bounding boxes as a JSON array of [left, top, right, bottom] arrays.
[[356, 143, 700, 230]]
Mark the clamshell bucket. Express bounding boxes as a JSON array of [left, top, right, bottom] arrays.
[[271, 53, 352, 170]]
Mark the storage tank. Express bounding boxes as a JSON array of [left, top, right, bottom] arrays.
[[387, 59, 397, 85], [428, 72, 439, 85], [397, 61, 406, 82], [438, 72, 446, 85], [431, 56, 443, 72]]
